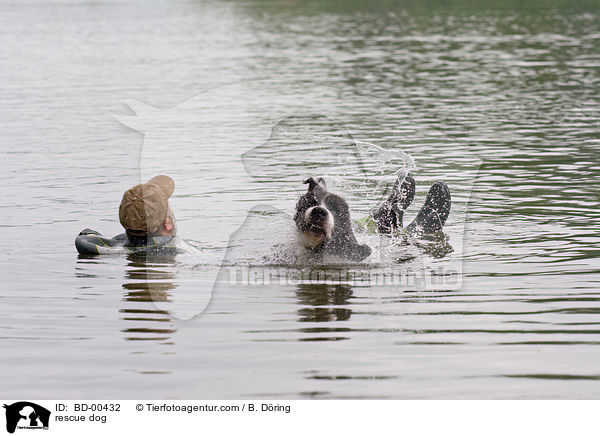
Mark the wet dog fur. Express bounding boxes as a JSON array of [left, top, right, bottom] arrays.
[[294, 178, 372, 262]]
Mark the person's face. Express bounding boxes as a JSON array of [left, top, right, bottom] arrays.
[[164, 205, 177, 236]]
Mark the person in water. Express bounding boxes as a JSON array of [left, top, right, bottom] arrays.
[[118, 175, 177, 246], [75, 175, 177, 254]]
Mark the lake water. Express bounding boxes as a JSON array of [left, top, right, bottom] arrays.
[[1, 0, 599, 399]]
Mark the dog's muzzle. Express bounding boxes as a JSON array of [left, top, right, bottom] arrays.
[[304, 206, 334, 239]]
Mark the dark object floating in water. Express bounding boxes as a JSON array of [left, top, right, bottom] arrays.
[[74, 229, 178, 255]]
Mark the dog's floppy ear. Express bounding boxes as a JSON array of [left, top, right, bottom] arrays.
[[303, 177, 319, 192], [304, 177, 327, 201], [303, 177, 326, 189], [295, 181, 318, 230]]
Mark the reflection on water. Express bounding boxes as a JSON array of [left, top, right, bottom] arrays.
[[412, 232, 454, 259], [296, 283, 353, 324], [120, 253, 178, 344], [75, 253, 179, 347]]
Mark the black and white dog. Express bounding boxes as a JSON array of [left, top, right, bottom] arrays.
[[294, 173, 451, 262], [294, 177, 372, 262]]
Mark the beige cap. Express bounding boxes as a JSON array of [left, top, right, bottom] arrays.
[[119, 175, 175, 235]]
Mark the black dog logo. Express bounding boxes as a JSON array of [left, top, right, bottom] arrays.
[[3, 402, 50, 434]]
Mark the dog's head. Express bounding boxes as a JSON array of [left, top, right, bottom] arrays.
[[294, 178, 335, 250]]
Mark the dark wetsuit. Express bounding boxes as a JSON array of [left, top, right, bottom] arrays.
[[75, 229, 177, 255]]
